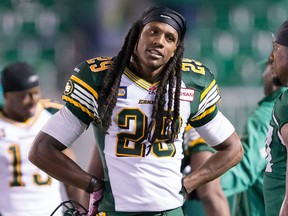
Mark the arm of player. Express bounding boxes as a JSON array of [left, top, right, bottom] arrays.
[[62, 148, 84, 203], [189, 150, 231, 216], [279, 123, 288, 216], [28, 107, 104, 193], [29, 131, 95, 191], [80, 145, 104, 209], [182, 131, 243, 194]]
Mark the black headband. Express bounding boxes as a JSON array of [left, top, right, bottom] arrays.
[[140, 6, 186, 40], [275, 20, 288, 47], [1, 62, 39, 92]]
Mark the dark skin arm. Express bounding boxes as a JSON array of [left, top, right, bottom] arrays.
[[80, 145, 104, 208], [28, 131, 103, 193], [183, 131, 243, 193], [190, 150, 230, 216], [62, 148, 83, 203]]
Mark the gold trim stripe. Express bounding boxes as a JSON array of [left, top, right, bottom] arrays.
[[200, 79, 216, 100], [40, 99, 63, 110], [124, 69, 160, 91], [189, 137, 206, 147], [62, 95, 94, 118], [185, 124, 193, 132], [190, 105, 216, 122], [71, 75, 99, 100]]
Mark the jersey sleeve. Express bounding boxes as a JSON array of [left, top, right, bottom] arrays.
[[181, 58, 221, 127], [184, 125, 215, 154], [62, 57, 113, 125]]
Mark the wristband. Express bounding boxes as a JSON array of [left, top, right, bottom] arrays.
[[88, 187, 104, 216], [86, 176, 98, 193]]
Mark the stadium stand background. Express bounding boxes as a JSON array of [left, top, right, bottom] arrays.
[[0, 0, 287, 169]]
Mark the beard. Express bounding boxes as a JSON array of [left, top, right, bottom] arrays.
[[272, 76, 283, 86]]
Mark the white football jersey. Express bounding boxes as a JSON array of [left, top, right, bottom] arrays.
[[0, 102, 63, 216], [60, 57, 223, 212]]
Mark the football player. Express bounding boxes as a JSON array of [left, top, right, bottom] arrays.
[[29, 6, 243, 215], [0, 62, 80, 216]]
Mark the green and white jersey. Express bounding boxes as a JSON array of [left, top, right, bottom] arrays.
[[62, 57, 221, 212], [0, 101, 63, 216], [264, 90, 288, 216], [265, 90, 288, 175]]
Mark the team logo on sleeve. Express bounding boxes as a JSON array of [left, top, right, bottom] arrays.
[[118, 86, 127, 99], [63, 80, 74, 95], [180, 88, 194, 101]]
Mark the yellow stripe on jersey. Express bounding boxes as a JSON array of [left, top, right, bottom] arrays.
[[62, 95, 94, 118], [200, 79, 216, 101], [0, 102, 44, 127], [190, 105, 216, 122], [96, 212, 107, 216], [40, 99, 63, 110], [188, 137, 206, 147], [71, 75, 99, 100], [124, 68, 160, 91], [193, 79, 220, 120], [185, 124, 192, 132]]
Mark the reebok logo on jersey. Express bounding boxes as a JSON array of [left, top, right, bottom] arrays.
[[180, 88, 194, 101], [74, 67, 80, 73], [118, 86, 127, 99]]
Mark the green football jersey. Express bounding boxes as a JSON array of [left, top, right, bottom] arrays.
[[62, 56, 221, 212], [183, 87, 286, 216], [264, 90, 288, 216], [223, 87, 285, 216]]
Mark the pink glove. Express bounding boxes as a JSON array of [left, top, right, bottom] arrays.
[[88, 188, 104, 216]]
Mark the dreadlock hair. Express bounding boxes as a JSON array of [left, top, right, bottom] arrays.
[[98, 20, 141, 132], [147, 40, 184, 143], [98, 20, 185, 144]]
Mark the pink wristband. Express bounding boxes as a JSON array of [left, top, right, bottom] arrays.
[[88, 188, 104, 216]]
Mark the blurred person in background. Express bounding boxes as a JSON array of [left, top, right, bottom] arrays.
[[0, 62, 80, 216], [29, 6, 243, 215], [183, 52, 285, 216], [263, 20, 288, 216], [222, 52, 285, 216]]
